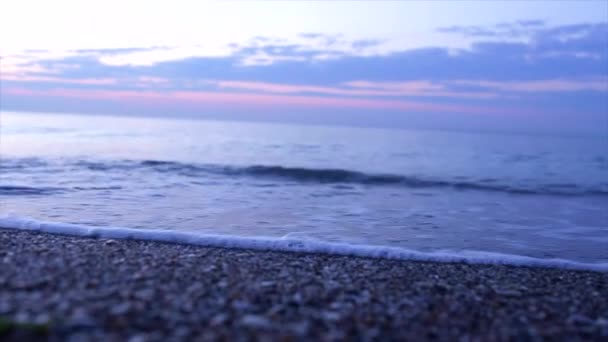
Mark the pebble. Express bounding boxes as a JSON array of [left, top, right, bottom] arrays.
[[567, 314, 594, 326], [1, 228, 606, 341], [127, 334, 147, 342], [67, 309, 97, 330], [241, 315, 272, 329], [134, 289, 155, 301], [493, 288, 523, 297], [111, 302, 131, 316]]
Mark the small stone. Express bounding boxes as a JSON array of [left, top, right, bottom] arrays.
[[494, 288, 522, 297], [595, 317, 608, 327], [68, 309, 97, 330], [231, 300, 250, 310], [266, 305, 285, 317], [185, 283, 203, 294], [259, 281, 276, 288], [67, 332, 93, 342], [568, 314, 593, 326], [111, 302, 131, 316], [174, 326, 191, 339], [128, 334, 146, 342], [203, 265, 216, 272], [291, 293, 303, 304], [209, 313, 229, 326], [241, 314, 272, 329], [288, 321, 310, 336], [112, 258, 126, 265], [134, 288, 155, 301], [131, 272, 146, 280], [33, 313, 51, 325], [322, 311, 342, 321], [0, 301, 12, 315], [14, 311, 30, 323]]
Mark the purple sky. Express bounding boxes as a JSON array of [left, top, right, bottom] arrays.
[[1, 1, 607, 134]]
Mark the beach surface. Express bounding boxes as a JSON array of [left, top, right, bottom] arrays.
[[1, 228, 607, 341]]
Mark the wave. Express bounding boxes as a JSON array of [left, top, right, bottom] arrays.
[[0, 184, 124, 196], [87, 159, 608, 196], [3, 158, 608, 196], [0, 185, 65, 196], [0, 215, 605, 272]]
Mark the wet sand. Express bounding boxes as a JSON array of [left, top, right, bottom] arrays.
[[1, 228, 606, 340]]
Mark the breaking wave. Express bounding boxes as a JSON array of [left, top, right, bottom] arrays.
[[2, 158, 607, 197]]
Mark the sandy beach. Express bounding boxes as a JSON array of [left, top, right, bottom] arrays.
[[1, 228, 606, 340]]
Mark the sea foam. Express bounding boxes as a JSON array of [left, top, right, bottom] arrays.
[[0, 215, 606, 272]]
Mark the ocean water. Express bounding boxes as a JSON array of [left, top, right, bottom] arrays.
[[1, 111, 607, 265]]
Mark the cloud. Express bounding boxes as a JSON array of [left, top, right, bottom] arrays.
[[9, 21, 605, 78], [232, 34, 383, 66], [2, 21, 606, 133], [438, 21, 608, 61], [97, 46, 236, 66], [517, 20, 545, 27], [71, 47, 169, 55], [351, 39, 384, 50], [531, 23, 608, 59], [3, 87, 508, 115], [450, 79, 608, 93], [437, 26, 502, 37], [208, 80, 497, 99], [298, 33, 325, 39], [438, 20, 546, 38], [2, 75, 118, 86]]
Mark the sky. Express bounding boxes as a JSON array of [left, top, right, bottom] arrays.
[[1, 0, 607, 134]]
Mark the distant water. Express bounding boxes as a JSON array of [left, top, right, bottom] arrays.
[[1, 111, 607, 263]]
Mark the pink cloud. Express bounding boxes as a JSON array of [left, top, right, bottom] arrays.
[[211, 78, 607, 101], [7, 74, 604, 102], [343, 80, 444, 92], [210, 80, 498, 99], [451, 79, 608, 92], [3, 87, 517, 115]]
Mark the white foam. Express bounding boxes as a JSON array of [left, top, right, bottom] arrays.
[[1, 215, 606, 272]]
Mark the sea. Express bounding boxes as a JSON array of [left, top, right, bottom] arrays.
[[1, 111, 607, 269]]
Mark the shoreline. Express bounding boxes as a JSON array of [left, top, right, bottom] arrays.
[[1, 217, 606, 272], [1, 228, 607, 340]]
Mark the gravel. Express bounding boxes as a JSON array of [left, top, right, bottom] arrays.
[[1, 228, 607, 341]]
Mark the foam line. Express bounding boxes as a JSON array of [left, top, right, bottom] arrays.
[[1, 215, 606, 272]]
